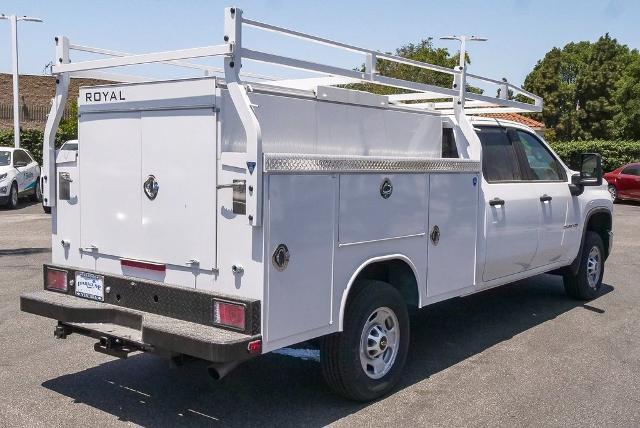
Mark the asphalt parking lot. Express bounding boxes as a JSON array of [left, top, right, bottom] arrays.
[[1, 200, 639, 427]]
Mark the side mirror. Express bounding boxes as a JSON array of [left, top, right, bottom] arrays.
[[569, 153, 603, 196], [578, 153, 603, 186]]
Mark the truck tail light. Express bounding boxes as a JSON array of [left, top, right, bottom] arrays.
[[46, 269, 68, 292], [247, 339, 262, 354], [213, 300, 246, 330]]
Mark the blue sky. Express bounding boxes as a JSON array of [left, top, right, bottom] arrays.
[[0, 0, 638, 92]]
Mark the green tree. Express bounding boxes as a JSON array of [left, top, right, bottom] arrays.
[[523, 42, 592, 141], [613, 49, 640, 140], [575, 34, 630, 139], [523, 35, 640, 141]]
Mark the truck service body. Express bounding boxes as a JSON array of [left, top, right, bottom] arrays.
[[21, 7, 613, 400]]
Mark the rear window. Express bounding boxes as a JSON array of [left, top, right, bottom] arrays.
[[476, 127, 521, 182], [0, 151, 10, 166], [441, 128, 459, 158]]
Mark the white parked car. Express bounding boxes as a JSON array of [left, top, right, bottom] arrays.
[[41, 140, 79, 214], [0, 147, 42, 209]]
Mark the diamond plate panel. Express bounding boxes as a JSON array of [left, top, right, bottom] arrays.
[[263, 153, 480, 173]]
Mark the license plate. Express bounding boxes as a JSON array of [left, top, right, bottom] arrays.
[[75, 272, 104, 302]]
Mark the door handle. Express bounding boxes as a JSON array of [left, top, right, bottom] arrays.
[[540, 194, 552, 202], [489, 197, 505, 207], [216, 181, 245, 190]]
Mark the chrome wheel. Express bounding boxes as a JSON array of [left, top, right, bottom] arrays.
[[608, 185, 617, 201], [586, 246, 601, 289], [359, 306, 399, 379]]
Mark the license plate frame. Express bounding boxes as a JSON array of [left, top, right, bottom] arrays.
[[75, 271, 105, 302]]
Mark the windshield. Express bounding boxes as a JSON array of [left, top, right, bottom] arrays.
[[0, 151, 10, 167], [61, 142, 78, 151]]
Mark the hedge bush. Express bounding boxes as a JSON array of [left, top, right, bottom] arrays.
[[549, 140, 640, 172]]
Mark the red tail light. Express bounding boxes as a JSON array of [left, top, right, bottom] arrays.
[[46, 269, 68, 292], [213, 300, 246, 330], [247, 339, 262, 354]]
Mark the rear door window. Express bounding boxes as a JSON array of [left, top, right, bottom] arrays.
[[477, 126, 522, 182]]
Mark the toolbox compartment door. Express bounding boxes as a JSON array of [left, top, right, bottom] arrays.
[[79, 108, 217, 270]]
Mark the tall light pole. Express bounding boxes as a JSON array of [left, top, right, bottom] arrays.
[[0, 14, 43, 148]]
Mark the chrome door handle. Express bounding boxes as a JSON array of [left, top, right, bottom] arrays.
[[489, 197, 505, 207], [216, 180, 245, 190], [540, 194, 552, 202]]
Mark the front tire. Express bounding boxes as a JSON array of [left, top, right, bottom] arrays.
[[320, 280, 409, 401], [608, 185, 618, 202], [563, 231, 605, 300], [6, 182, 19, 209]]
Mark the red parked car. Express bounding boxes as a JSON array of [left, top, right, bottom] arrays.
[[604, 162, 640, 202]]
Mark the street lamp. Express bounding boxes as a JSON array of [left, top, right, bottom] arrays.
[[439, 35, 487, 69], [0, 14, 43, 148]]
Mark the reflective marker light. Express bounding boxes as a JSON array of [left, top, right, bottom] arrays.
[[46, 269, 68, 292], [247, 339, 262, 354], [213, 300, 246, 330]]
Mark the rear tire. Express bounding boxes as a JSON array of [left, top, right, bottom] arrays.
[[42, 204, 51, 214], [30, 178, 42, 202], [320, 280, 409, 401], [563, 231, 605, 300], [6, 182, 19, 209]]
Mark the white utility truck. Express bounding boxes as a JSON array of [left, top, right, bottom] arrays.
[[21, 7, 613, 401]]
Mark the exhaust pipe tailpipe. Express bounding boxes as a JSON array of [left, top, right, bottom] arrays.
[[208, 360, 242, 380]]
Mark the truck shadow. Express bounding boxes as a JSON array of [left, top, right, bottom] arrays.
[[41, 274, 613, 427], [0, 199, 41, 211]]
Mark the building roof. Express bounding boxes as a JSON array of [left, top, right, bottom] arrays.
[[476, 112, 544, 129], [0, 73, 112, 131]]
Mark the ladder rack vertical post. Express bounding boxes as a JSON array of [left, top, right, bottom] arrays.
[[365, 53, 377, 81], [223, 7, 263, 227], [42, 35, 70, 209]]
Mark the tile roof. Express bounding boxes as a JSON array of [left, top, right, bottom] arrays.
[[476, 112, 544, 129]]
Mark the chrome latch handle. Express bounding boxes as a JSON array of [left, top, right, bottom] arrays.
[[216, 180, 245, 190]]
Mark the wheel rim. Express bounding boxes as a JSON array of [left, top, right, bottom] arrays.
[[11, 186, 17, 206], [359, 306, 400, 380], [587, 246, 601, 289], [608, 186, 617, 200]]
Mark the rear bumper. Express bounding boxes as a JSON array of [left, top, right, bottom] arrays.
[[21, 290, 260, 362], [21, 264, 262, 363]]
